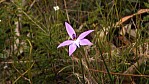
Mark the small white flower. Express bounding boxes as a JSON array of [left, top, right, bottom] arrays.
[[4, 65, 8, 69], [53, 6, 60, 11], [0, 20, 1, 22]]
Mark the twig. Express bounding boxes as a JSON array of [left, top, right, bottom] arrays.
[[29, 0, 36, 10], [63, 0, 70, 23], [123, 57, 147, 74], [13, 61, 35, 84], [89, 68, 149, 78], [22, 11, 46, 33], [1, 60, 34, 64], [124, 42, 149, 74], [63, 9, 92, 13]]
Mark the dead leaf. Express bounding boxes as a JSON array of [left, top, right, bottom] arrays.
[[116, 9, 149, 26]]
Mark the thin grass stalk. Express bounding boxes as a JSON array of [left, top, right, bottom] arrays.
[[26, 39, 33, 82], [99, 48, 114, 83], [71, 57, 75, 74], [78, 54, 85, 84], [13, 62, 35, 84]]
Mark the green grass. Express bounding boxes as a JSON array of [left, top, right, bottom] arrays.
[[0, 0, 149, 84]]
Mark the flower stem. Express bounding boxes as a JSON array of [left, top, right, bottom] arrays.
[[71, 56, 75, 74], [79, 55, 85, 84], [99, 49, 114, 83]]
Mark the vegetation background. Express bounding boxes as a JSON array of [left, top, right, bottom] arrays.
[[0, 0, 149, 84]]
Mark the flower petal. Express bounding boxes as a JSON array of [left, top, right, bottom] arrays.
[[69, 44, 77, 56], [79, 39, 93, 46], [78, 30, 94, 39], [57, 40, 73, 48], [65, 22, 76, 39]]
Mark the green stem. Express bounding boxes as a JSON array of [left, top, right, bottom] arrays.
[[99, 49, 113, 83], [71, 56, 75, 74], [79, 56, 85, 84], [81, 60, 85, 84]]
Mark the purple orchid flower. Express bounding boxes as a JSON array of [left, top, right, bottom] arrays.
[[57, 22, 94, 56]]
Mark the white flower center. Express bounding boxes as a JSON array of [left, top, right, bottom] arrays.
[[74, 39, 80, 47]]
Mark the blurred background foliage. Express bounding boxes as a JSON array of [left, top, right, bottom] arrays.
[[0, 0, 149, 84]]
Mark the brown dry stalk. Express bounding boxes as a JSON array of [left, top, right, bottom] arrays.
[[1, 60, 34, 64], [72, 47, 149, 78], [89, 68, 149, 78], [13, 61, 35, 84], [123, 57, 147, 74], [63, 0, 70, 23]]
